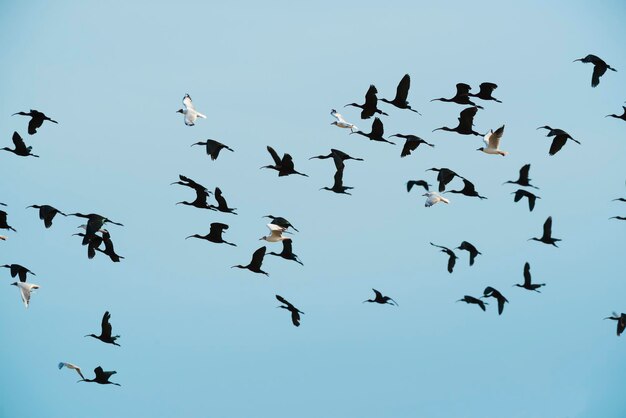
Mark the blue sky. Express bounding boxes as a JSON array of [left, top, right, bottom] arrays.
[[1, 1, 625, 417]]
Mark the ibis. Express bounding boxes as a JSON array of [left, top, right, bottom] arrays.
[[276, 295, 304, 326], [456, 241, 481, 266], [209, 187, 237, 214], [406, 180, 431, 192], [78, 366, 120, 386], [345, 84, 388, 119], [573, 54, 617, 87], [2, 264, 36, 282], [605, 312, 626, 336], [85, 311, 121, 347], [468, 82, 502, 103], [0, 210, 16, 232], [433, 107, 483, 136], [191, 139, 234, 160], [512, 189, 541, 212], [268, 239, 303, 265], [390, 134, 434, 157], [430, 242, 458, 273], [264, 215, 299, 232], [232, 246, 269, 276], [537, 126, 580, 156], [431, 83, 483, 108], [351, 117, 395, 145], [456, 295, 487, 311], [262, 146, 308, 177], [426, 167, 465, 192], [2, 131, 39, 157], [26, 204, 66, 228], [186, 222, 236, 246], [445, 179, 487, 200], [606, 106, 626, 122], [503, 164, 539, 189], [320, 168, 353, 195], [363, 288, 398, 306], [12, 109, 57, 134], [380, 74, 421, 114], [514, 262, 545, 292], [482, 287, 508, 315], [529, 216, 561, 247]]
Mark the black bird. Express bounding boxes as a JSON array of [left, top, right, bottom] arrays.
[[78, 366, 120, 386], [609, 216, 626, 221], [186, 222, 236, 246], [456, 241, 481, 266], [430, 242, 458, 273], [268, 239, 303, 265], [72, 231, 103, 259], [468, 82, 502, 103], [406, 180, 432, 192], [12, 110, 58, 135], [514, 262, 545, 292], [85, 311, 120, 346], [482, 287, 508, 315], [264, 215, 298, 232], [2, 264, 35, 282], [191, 139, 234, 160], [380, 74, 421, 114], [0, 210, 17, 232], [529, 216, 561, 247], [67, 213, 123, 245], [363, 288, 398, 306], [209, 187, 237, 214], [26, 204, 66, 228], [172, 175, 212, 210], [426, 167, 465, 192], [433, 107, 483, 136], [262, 146, 308, 177], [390, 134, 435, 157], [573, 54, 617, 87], [537, 126, 581, 156], [345, 84, 389, 119], [2, 131, 39, 157], [456, 295, 487, 311], [320, 168, 353, 195], [512, 189, 541, 212], [276, 295, 304, 327], [232, 246, 269, 276], [445, 179, 487, 200], [309, 148, 363, 170], [606, 106, 626, 122], [431, 83, 483, 108], [604, 312, 626, 336], [503, 164, 539, 189], [97, 230, 124, 262], [351, 117, 395, 145]]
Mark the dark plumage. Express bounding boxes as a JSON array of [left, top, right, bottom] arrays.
[[390, 134, 434, 157], [482, 286, 508, 315], [529, 216, 561, 247], [432, 107, 483, 136], [606, 106, 626, 122], [406, 180, 431, 192], [97, 229, 124, 262], [186, 222, 236, 246], [262, 146, 308, 177], [430, 242, 458, 273], [457, 295, 487, 311], [573, 54, 617, 87], [431, 83, 483, 108], [67, 213, 123, 246], [537, 126, 581, 156], [445, 179, 487, 200], [309, 148, 363, 170], [468, 82, 502, 103], [78, 366, 120, 386], [426, 167, 465, 192], [514, 262, 545, 292], [191, 139, 234, 160], [605, 312, 626, 336], [0, 210, 17, 232], [345, 84, 389, 119], [276, 295, 304, 326], [351, 117, 395, 145], [172, 174, 212, 210], [232, 246, 269, 276], [512, 189, 541, 212], [380, 74, 421, 114], [263, 215, 299, 232], [363, 288, 398, 306], [26, 204, 66, 228], [503, 164, 539, 189], [209, 187, 237, 214], [456, 241, 481, 266], [2, 264, 35, 282], [85, 311, 121, 346], [268, 239, 303, 265], [12, 109, 58, 135], [320, 168, 353, 195], [2, 131, 39, 157]]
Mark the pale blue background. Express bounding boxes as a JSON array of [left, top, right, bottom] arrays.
[[0, 1, 625, 417]]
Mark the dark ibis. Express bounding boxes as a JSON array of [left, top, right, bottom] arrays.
[[511, 189, 541, 212], [529, 216, 561, 247], [537, 126, 580, 156], [482, 287, 508, 315], [456, 295, 487, 311], [12, 109, 57, 134], [363, 288, 398, 306], [268, 239, 303, 265], [191, 139, 234, 160], [2, 264, 35, 282], [445, 179, 487, 200], [262, 146, 308, 177], [431, 83, 483, 108], [432, 107, 483, 136], [232, 246, 269, 276], [2, 131, 39, 157], [390, 134, 434, 157], [430, 242, 458, 273], [573, 54, 617, 87], [345, 84, 388, 119], [605, 312, 626, 336], [456, 241, 481, 266], [186, 222, 236, 246], [209, 187, 237, 214], [503, 164, 539, 189], [406, 180, 431, 192], [468, 82, 502, 103], [606, 106, 626, 122], [26, 204, 66, 228], [276, 295, 304, 326], [78, 366, 121, 386], [263, 215, 298, 232], [351, 117, 395, 145], [85, 311, 121, 347], [380, 74, 421, 114], [514, 262, 545, 292]]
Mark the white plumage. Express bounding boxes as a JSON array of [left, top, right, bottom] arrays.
[[479, 125, 508, 156], [330, 109, 357, 132], [423, 192, 450, 207], [12, 281, 39, 308], [178, 94, 207, 126], [58, 362, 85, 380], [260, 223, 289, 242]]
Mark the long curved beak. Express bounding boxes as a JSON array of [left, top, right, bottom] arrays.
[[432, 128, 442, 132], [185, 236, 194, 240], [573, 59, 582, 62], [191, 142, 203, 147]]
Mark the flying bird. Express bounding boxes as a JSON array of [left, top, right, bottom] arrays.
[[177, 94, 206, 126], [2, 131, 39, 157], [406, 180, 431, 192], [11, 281, 39, 308], [537, 126, 581, 156], [262, 146, 308, 177], [363, 288, 398, 306], [609, 216, 626, 221], [309, 148, 363, 169], [0, 210, 16, 232], [351, 117, 395, 145], [529, 216, 561, 247], [67, 213, 123, 245], [423, 192, 450, 207], [26, 204, 66, 228], [276, 295, 304, 327], [191, 139, 234, 160], [260, 223, 289, 243], [264, 215, 298, 232], [445, 179, 487, 200], [390, 134, 434, 157], [478, 125, 508, 156], [12, 109, 57, 134], [503, 164, 539, 189], [78, 366, 121, 386], [320, 168, 353, 195], [514, 262, 545, 292], [430, 242, 458, 273], [456, 241, 481, 266], [58, 362, 85, 380], [606, 106, 626, 122], [186, 222, 236, 246], [512, 189, 541, 212], [85, 311, 121, 346], [468, 82, 502, 103], [172, 175, 212, 210], [209, 187, 237, 214], [268, 239, 303, 265], [426, 167, 465, 192], [380, 74, 421, 114], [97, 229, 124, 262], [2, 264, 36, 282], [431, 83, 483, 108], [345, 84, 388, 119], [330, 109, 358, 132], [232, 246, 269, 276], [433, 107, 483, 136], [482, 286, 508, 315], [573, 54, 617, 87], [456, 295, 487, 311], [604, 312, 626, 336]]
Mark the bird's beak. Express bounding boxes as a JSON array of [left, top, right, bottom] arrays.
[[573, 59, 582, 62], [475, 148, 482, 151], [191, 142, 202, 147], [185, 236, 193, 239]]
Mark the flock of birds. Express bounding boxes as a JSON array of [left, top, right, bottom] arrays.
[[2, 52, 625, 388]]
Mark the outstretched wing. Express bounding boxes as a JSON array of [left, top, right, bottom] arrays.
[[182, 94, 195, 110], [266, 146, 282, 166], [393, 74, 411, 103], [101, 311, 113, 339]]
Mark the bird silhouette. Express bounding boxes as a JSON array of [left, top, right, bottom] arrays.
[[209, 187, 237, 214], [73, 229, 104, 260], [97, 229, 124, 262], [390, 134, 434, 157], [309, 148, 363, 170], [468, 82, 502, 103], [186, 222, 236, 246], [262, 146, 308, 177], [363, 288, 398, 306], [511, 189, 541, 212], [426, 167, 465, 192], [172, 175, 213, 210], [431, 83, 483, 108], [232, 246, 269, 276], [276, 295, 304, 326], [529, 216, 561, 247], [85, 311, 121, 346], [345, 84, 389, 119], [320, 168, 353, 195], [482, 287, 508, 315], [537, 126, 581, 156], [2, 263, 36, 282], [191, 139, 234, 160], [12, 109, 57, 134], [0, 210, 16, 232], [380, 74, 421, 114], [430, 242, 458, 273], [2, 131, 39, 157], [445, 179, 487, 200], [58, 362, 85, 380], [177, 94, 206, 126], [456, 295, 487, 311], [604, 312, 626, 336], [456, 241, 481, 266], [514, 262, 545, 292], [26, 204, 66, 228], [78, 366, 121, 386], [351, 117, 395, 145], [263, 215, 298, 232], [573, 54, 617, 87], [606, 106, 626, 122], [503, 164, 539, 189], [406, 180, 432, 192], [609, 216, 626, 221], [433, 107, 483, 136], [268, 239, 303, 265]]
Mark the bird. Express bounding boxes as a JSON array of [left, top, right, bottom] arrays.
[[262, 146, 308, 177], [426, 167, 465, 192], [97, 229, 124, 262], [445, 179, 487, 200], [390, 134, 434, 157], [503, 164, 539, 189], [78, 366, 120, 386], [176, 94, 206, 126], [468, 82, 502, 103], [430, 242, 458, 273], [606, 106, 626, 122], [309, 148, 363, 170], [363, 288, 398, 306], [26, 204, 67, 228], [72, 229, 104, 260], [0, 210, 16, 232], [423, 192, 450, 207], [191, 139, 234, 160], [573, 54, 617, 87], [380, 74, 421, 114], [514, 262, 545, 292], [320, 168, 353, 195], [67, 213, 123, 245], [432, 107, 483, 136], [406, 180, 432, 192], [609, 216, 626, 221], [2, 264, 36, 282], [209, 187, 237, 214], [85, 311, 121, 346], [186, 222, 236, 246], [537, 126, 581, 156], [58, 362, 85, 380], [345, 84, 389, 119], [11, 281, 39, 308], [529, 216, 561, 247], [456, 295, 487, 311], [172, 175, 212, 210], [604, 312, 626, 336], [263, 215, 298, 232], [430, 83, 483, 108], [482, 287, 508, 315], [511, 189, 541, 212], [2, 131, 39, 157], [330, 109, 358, 132], [477, 125, 508, 156], [351, 117, 395, 145], [231, 246, 269, 276], [268, 239, 303, 265], [276, 295, 304, 327], [260, 223, 289, 242], [456, 241, 481, 266], [12, 109, 58, 134]]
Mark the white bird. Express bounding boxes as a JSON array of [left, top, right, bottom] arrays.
[[11, 281, 39, 308], [478, 125, 508, 156], [330, 109, 357, 132], [58, 362, 85, 380], [423, 192, 450, 207], [260, 223, 289, 243], [177, 94, 207, 126]]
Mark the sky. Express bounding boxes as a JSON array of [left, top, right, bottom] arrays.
[[0, 1, 625, 417]]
